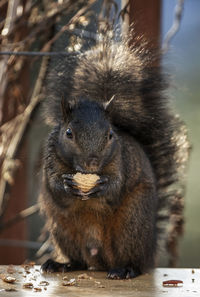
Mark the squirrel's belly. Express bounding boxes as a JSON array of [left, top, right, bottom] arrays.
[[79, 224, 106, 269], [55, 211, 107, 268]]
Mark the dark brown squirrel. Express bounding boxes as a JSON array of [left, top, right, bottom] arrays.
[[39, 36, 190, 279]]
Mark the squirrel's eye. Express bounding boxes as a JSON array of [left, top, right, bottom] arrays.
[[109, 129, 113, 140], [66, 128, 73, 139]]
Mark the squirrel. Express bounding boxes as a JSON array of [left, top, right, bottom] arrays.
[[39, 35, 190, 279]]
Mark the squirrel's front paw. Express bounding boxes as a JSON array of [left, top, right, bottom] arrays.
[[62, 174, 82, 196], [85, 176, 108, 197], [62, 174, 108, 198]]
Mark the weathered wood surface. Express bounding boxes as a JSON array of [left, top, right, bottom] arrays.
[[0, 266, 199, 296]]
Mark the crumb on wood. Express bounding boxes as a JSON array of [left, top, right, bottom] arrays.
[[78, 273, 93, 280], [5, 288, 18, 292], [39, 280, 49, 286], [62, 278, 76, 286], [1, 275, 16, 284], [23, 282, 33, 289], [34, 287, 42, 292]]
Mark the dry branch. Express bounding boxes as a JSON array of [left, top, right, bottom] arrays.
[[0, 203, 40, 231], [162, 0, 185, 53], [0, 0, 20, 123], [42, 0, 96, 52], [0, 0, 99, 223], [0, 56, 48, 217]]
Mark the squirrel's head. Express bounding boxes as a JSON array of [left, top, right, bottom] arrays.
[[57, 97, 118, 173]]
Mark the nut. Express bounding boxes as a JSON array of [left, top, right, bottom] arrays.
[[73, 173, 99, 193]]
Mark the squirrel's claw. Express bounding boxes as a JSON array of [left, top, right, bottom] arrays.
[[62, 174, 74, 180], [64, 185, 82, 196], [62, 174, 78, 188], [87, 176, 108, 196], [107, 267, 139, 279], [63, 177, 77, 188], [85, 184, 106, 197], [62, 176, 82, 196], [41, 259, 71, 273], [95, 176, 108, 185], [83, 176, 108, 197]]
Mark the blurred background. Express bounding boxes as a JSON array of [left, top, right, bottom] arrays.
[[0, 0, 199, 267], [162, 0, 200, 267]]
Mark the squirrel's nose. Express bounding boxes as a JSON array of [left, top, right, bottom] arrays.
[[88, 156, 98, 167], [85, 155, 99, 172]]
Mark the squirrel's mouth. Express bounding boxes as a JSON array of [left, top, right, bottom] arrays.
[[75, 168, 99, 175], [75, 158, 100, 174]]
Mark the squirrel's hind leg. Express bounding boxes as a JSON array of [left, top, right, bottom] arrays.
[[41, 258, 86, 273], [107, 267, 140, 279]]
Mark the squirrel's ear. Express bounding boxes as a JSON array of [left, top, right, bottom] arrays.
[[61, 97, 67, 121], [103, 95, 115, 111], [61, 97, 77, 121]]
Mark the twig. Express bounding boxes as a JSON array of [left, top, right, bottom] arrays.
[[0, 0, 20, 123], [118, 0, 130, 21], [0, 0, 8, 9], [0, 0, 39, 32], [0, 0, 74, 43], [36, 238, 52, 257], [0, 27, 98, 56], [0, 204, 40, 231], [0, 239, 52, 250], [0, 51, 73, 56], [102, 0, 119, 24], [0, 56, 48, 218], [162, 0, 185, 54], [42, 0, 96, 52]]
